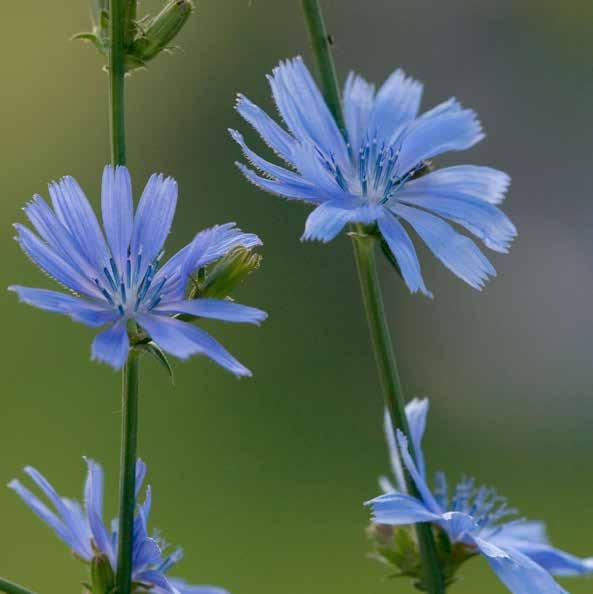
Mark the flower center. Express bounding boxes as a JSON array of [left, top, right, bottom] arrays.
[[321, 135, 427, 204], [92, 249, 167, 318]]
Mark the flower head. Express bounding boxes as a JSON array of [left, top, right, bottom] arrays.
[[231, 57, 516, 296], [366, 400, 593, 593], [9, 165, 266, 373], [9, 459, 227, 594]]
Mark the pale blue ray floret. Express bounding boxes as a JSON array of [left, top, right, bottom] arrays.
[[9, 165, 266, 373], [231, 57, 516, 296], [367, 400, 593, 593], [9, 459, 228, 594]]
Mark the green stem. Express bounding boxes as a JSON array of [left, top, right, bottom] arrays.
[[109, 0, 127, 165], [352, 236, 445, 593], [0, 578, 39, 594], [108, 3, 138, 593], [115, 349, 140, 594], [300, 0, 346, 132], [300, 1, 445, 592]]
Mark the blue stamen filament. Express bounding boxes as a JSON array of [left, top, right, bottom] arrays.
[[91, 250, 168, 318]]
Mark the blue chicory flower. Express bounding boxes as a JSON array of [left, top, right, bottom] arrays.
[[231, 57, 516, 296], [367, 400, 593, 593], [9, 459, 228, 594], [9, 165, 266, 373]]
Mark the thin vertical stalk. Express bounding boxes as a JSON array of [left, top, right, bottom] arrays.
[[300, 1, 445, 592], [109, 0, 127, 165], [115, 349, 140, 594], [352, 237, 445, 593], [108, 3, 139, 593]]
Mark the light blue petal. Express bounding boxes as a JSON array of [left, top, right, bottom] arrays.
[[229, 129, 309, 186], [394, 100, 484, 175], [135, 459, 148, 498], [155, 299, 267, 325], [439, 511, 479, 542], [302, 201, 380, 243], [487, 521, 549, 545], [133, 537, 163, 571], [343, 72, 375, 153], [168, 579, 230, 594], [131, 173, 178, 279], [403, 165, 511, 205], [9, 286, 117, 327], [392, 204, 496, 290], [23, 195, 99, 277], [136, 314, 251, 377], [14, 224, 103, 298], [473, 536, 569, 594], [101, 165, 134, 272], [236, 162, 327, 204], [158, 548, 183, 574], [365, 492, 440, 525], [268, 57, 349, 167], [397, 182, 517, 253], [132, 485, 151, 544], [83, 458, 113, 563], [367, 68, 423, 143], [404, 398, 429, 479], [91, 320, 129, 370], [235, 93, 296, 163], [48, 176, 110, 269], [507, 543, 593, 577], [134, 570, 176, 594], [290, 143, 345, 197], [8, 479, 79, 554], [19, 466, 93, 559], [490, 523, 593, 577], [377, 213, 431, 296], [396, 431, 442, 514], [174, 224, 261, 296], [382, 409, 406, 493]]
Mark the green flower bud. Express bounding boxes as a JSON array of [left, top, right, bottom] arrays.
[[197, 246, 262, 300], [90, 553, 116, 594], [129, 0, 194, 68]]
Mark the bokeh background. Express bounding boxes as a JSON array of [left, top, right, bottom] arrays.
[[2, 1, 593, 592]]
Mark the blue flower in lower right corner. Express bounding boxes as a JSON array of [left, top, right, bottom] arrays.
[[366, 399, 593, 593], [9, 458, 228, 594]]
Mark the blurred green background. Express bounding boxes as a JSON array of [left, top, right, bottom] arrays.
[[2, 1, 593, 593]]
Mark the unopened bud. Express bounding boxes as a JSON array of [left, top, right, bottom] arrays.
[[90, 553, 115, 594], [129, 0, 194, 66], [199, 247, 262, 300]]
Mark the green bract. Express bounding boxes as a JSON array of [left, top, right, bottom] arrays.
[[368, 523, 477, 592]]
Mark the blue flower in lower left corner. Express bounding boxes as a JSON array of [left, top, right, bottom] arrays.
[[366, 400, 593, 593], [9, 165, 266, 373], [9, 459, 228, 594]]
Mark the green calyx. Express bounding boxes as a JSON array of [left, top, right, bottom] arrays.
[[86, 554, 116, 594], [367, 523, 478, 591], [196, 246, 263, 300], [73, 0, 194, 72]]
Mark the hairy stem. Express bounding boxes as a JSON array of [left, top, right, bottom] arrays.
[[300, 1, 445, 592]]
